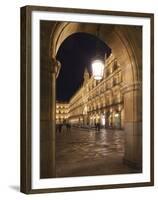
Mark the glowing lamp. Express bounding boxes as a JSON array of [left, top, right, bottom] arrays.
[[92, 59, 104, 80]]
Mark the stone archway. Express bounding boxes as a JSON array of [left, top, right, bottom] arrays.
[[40, 22, 142, 178], [50, 22, 141, 82]]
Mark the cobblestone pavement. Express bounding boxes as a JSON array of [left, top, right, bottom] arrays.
[[56, 127, 141, 178]]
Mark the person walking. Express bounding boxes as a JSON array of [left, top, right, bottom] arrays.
[[59, 123, 62, 133]]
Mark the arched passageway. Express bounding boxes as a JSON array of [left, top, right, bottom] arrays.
[[40, 21, 142, 178]]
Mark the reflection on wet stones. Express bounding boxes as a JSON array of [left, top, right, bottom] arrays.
[[56, 128, 141, 177]]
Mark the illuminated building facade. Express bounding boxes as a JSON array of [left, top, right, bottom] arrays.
[[56, 54, 124, 129], [56, 102, 69, 124]]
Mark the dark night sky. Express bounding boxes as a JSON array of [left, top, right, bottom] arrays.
[[56, 32, 111, 101]]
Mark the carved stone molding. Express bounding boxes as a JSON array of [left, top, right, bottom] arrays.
[[121, 81, 142, 94], [50, 57, 61, 78]]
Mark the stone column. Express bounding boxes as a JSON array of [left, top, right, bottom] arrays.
[[40, 58, 61, 178], [50, 58, 61, 177], [122, 82, 142, 169]]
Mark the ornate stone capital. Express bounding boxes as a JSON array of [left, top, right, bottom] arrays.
[[50, 57, 61, 78], [121, 81, 142, 94]]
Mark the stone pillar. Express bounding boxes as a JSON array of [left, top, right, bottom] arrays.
[[122, 82, 142, 169], [40, 58, 61, 178]]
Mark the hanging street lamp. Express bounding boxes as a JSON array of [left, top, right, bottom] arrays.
[[92, 59, 104, 80], [91, 25, 106, 80]]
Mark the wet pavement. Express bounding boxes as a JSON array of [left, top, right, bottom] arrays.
[[56, 127, 141, 178]]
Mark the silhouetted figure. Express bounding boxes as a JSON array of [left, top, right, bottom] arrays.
[[66, 123, 71, 132], [58, 124, 62, 133], [98, 122, 101, 131], [56, 124, 58, 132], [95, 123, 97, 131], [96, 122, 101, 131]]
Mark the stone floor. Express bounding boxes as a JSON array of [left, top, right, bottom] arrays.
[[56, 127, 141, 178]]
